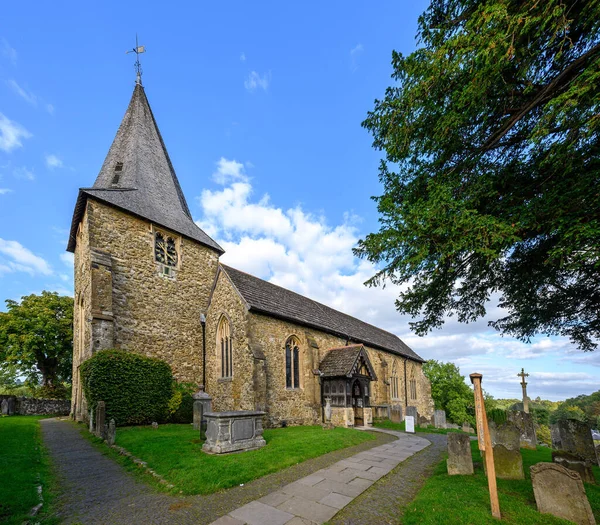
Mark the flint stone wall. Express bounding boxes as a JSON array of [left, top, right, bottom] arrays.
[[0, 395, 70, 415]]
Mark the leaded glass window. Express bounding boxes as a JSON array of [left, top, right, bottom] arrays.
[[217, 316, 232, 378], [285, 336, 301, 389], [154, 231, 178, 267]]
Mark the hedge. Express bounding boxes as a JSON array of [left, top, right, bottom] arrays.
[[80, 349, 173, 426], [168, 382, 196, 423]]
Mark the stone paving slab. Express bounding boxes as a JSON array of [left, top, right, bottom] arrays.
[[208, 428, 430, 525]]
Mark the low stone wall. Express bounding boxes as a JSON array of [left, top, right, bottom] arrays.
[[0, 395, 70, 416]]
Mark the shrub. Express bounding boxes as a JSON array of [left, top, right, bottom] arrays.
[[536, 424, 552, 447], [487, 408, 507, 426], [168, 382, 196, 423], [81, 349, 173, 426], [36, 383, 70, 400]]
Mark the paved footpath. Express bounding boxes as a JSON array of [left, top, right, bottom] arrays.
[[208, 428, 430, 525]]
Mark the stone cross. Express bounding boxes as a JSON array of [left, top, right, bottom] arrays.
[[517, 368, 529, 413]]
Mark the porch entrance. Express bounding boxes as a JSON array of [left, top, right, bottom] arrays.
[[352, 380, 365, 426]]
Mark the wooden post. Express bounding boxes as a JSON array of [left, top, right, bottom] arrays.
[[470, 373, 501, 520]]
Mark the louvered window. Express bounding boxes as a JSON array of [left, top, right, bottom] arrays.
[[154, 231, 178, 267]]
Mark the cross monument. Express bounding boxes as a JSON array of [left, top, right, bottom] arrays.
[[517, 368, 529, 413]]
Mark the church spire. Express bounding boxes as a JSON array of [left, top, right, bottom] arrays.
[[67, 83, 223, 254]]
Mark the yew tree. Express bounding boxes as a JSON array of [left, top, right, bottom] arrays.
[[356, 0, 600, 350], [0, 291, 73, 389]]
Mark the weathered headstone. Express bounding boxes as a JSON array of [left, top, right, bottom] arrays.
[[391, 405, 402, 423], [192, 390, 212, 433], [447, 432, 474, 475], [507, 410, 537, 449], [551, 423, 562, 449], [552, 420, 598, 465], [95, 401, 106, 438], [488, 421, 524, 479], [553, 454, 596, 484], [462, 422, 475, 434], [418, 414, 431, 427], [193, 400, 204, 431], [89, 408, 94, 433], [324, 398, 332, 422], [434, 410, 446, 429], [1, 399, 8, 415], [107, 419, 116, 446], [406, 406, 417, 421], [405, 415, 415, 433], [531, 463, 596, 525], [6, 397, 15, 415]]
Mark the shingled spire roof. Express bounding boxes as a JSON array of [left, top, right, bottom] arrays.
[[67, 83, 223, 253]]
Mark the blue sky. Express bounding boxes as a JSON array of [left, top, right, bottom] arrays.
[[1, 1, 598, 401]]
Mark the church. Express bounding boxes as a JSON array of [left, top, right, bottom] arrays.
[[67, 77, 434, 428]]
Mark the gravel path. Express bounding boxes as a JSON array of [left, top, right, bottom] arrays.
[[40, 418, 396, 524], [328, 433, 447, 525]]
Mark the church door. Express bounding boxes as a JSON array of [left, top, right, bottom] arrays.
[[352, 380, 364, 426]]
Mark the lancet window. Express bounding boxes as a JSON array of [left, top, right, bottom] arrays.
[[217, 316, 232, 378], [285, 336, 301, 389]]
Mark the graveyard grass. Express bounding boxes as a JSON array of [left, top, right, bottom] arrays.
[[401, 440, 600, 524], [86, 423, 375, 495], [374, 419, 475, 435], [0, 416, 58, 525]]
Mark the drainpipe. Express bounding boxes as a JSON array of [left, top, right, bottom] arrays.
[[200, 313, 207, 390], [404, 358, 408, 408]]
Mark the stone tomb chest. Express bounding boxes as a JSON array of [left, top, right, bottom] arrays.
[[202, 411, 266, 454]]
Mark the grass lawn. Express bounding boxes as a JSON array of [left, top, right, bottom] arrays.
[[401, 440, 600, 524], [374, 419, 475, 436], [105, 424, 374, 495], [0, 415, 57, 525]]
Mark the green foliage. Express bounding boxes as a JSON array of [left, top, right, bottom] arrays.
[[0, 292, 73, 388], [355, 0, 600, 351], [80, 350, 173, 426], [530, 407, 550, 426], [167, 382, 196, 423], [536, 424, 552, 447], [487, 408, 507, 426], [550, 403, 587, 424], [422, 360, 475, 426]]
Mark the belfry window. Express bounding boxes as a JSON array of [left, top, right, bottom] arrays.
[[154, 231, 178, 267], [217, 316, 232, 378], [285, 336, 301, 389]]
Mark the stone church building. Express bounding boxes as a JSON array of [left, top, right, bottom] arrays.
[[68, 79, 434, 427]]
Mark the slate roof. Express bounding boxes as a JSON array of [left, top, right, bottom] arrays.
[[319, 345, 377, 379], [221, 265, 425, 362], [67, 83, 223, 254]]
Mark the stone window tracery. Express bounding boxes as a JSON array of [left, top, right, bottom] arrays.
[[285, 336, 301, 389], [410, 378, 417, 400], [154, 231, 178, 267], [217, 316, 232, 378], [390, 362, 400, 400]]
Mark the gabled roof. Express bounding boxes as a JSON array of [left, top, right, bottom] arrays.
[[67, 83, 223, 254], [319, 345, 377, 379], [221, 265, 425, 362]]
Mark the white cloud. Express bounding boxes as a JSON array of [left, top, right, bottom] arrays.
[[0, 113, 32, 152], [0, 238, 52, 276], [240, 52, 246, 62], [212, 157, 248, 184], [1, 38, 17, 65], [244, 71, 271, 92], [350, 43, 363, 71], [60, 252, 74, 267], [0, 188, 12, 195], [13, 166, 34, 180], [46, 104, 55, 115], [7, 79, 37, 106], [45, 154, 64, 169]]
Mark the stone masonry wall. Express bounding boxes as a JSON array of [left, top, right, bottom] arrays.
[[1, 395, 70, 415], [72, 200, 221, 421]]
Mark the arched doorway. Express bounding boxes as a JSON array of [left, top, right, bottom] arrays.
[[352, 379, 364, 425]]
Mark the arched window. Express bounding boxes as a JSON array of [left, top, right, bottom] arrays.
[[285, 336, 301, 389], [217, 316, 232, 378], [390, 362, 400, 400], [154, 231, 178, 267]]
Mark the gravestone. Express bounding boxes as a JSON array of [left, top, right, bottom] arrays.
[[507, 410, 537, 449], [391, 405, 402, 423], [193, 400, 204, 431], [531, 463, 596, 525], [202, 411, 266, 454], [434, 410, 446, 429], [553, 454, 596, 484], [89, 408, 94, 433], [552, 420, 598, 465], [151, 422, 158, 429], [406, 406, 417, 421], [107, 419, 116, 446], [447, 432, 474, 475], [324, 398, 332, 422], [462, 422, 475, 434], [95, 401, 106, 438], [192, 390, 212, 433], [1, 399, 8, 415], [489, 421, 524, 479], [405, 415, 415, 433], [551, 423, 562, 449]]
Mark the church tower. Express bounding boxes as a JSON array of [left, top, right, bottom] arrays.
[[67, 81, 223, 420]]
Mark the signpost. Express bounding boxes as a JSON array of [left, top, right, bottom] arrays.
[[470, 373, 501, 519]]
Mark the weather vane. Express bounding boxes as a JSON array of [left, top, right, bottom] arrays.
[[126, 35, 145, 85]]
